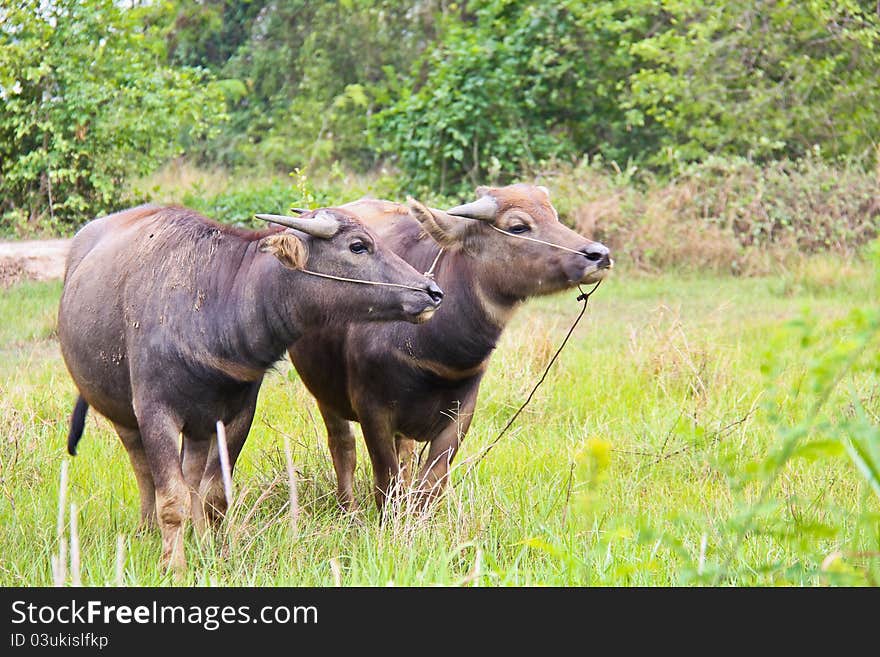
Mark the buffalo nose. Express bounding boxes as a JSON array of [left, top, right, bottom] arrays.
[[581, 242, 611, 267], [425, 281, 444, 306]]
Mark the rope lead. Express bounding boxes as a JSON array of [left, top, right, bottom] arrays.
[[460, 279, 602, 477]]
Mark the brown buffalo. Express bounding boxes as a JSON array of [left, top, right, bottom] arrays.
[[59, 204, 443, 569], [288, 184, 611, 512]]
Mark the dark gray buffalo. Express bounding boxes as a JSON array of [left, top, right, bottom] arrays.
[[59, 204, 443, 569], [289, 184, 612, 512]]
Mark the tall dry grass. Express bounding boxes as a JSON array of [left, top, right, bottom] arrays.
[[542, 155, 880, 275], [130, 156, 878, 279]]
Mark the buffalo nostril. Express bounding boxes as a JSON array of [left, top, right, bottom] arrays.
[[581, 242, 610, 263], [426, 282, 444, 305]]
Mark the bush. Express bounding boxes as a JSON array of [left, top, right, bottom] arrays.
[[186, 1, 438, 172], [628, 0, 880, 166], [541, 154, 880, 274], [377, 0, 880, 194], [0, 0, 226, 235], [375, 1, 657, 195]]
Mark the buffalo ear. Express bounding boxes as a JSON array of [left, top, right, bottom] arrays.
[[259, 233, 308, 269], [537, 185, 551, 199], [407, 197, 471, 248]]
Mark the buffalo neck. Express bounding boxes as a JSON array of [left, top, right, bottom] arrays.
[[188, 240, 310, 378], [399, 251, 521, 372]]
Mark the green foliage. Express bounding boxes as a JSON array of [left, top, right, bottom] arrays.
[[133, 162, 402, 228], [177, 168, 336, 226], [0, 0, 226, 233], [179, 1, 439, 171], [3, 0, 880, 236], [146, 0, 880, 188], [376, 0, 880, 192], [627, 0, 880, 166], [163, 0, 265, 72], [714, 240, 880, 584], [181, 180, 300, 228], [375, 1, 658, 194]]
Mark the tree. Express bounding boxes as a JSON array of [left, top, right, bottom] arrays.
[[0, 0, 226, 232], [622, 0, 880, 165], [376, 0, 880, 192], [374, 0, 669, 194], [172, 0, 442, 170]]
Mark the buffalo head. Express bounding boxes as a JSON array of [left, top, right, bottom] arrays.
[[257, 208, 443, 324], [408, 184, 612, 299]]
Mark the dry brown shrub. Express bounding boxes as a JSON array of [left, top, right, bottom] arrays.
[[539, 155, 880, 275]]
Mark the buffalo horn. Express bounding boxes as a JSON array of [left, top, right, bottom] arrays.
[[254, 212, 340, 239], [445, 195, 498, 221]]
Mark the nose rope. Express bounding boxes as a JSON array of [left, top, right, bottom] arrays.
[[298, 268, 430, 293], [424, 247, 445, 279], [298, 224, 590, 291], [457, 279, 603, 479], [488, 224, 595, 256], [300, 224, 587, 290]]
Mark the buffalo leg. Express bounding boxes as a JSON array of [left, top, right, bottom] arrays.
[[415, 431, 458, 508], [360, 414, 400, 513], [415, 396, 476, 509], [396, 436, 417, 490], [181, 437, 211, 537], [319, 403, 359, 511], [135, 405, 189, 572], [198, 390, 259, 528], [114, 423, 156, 530]]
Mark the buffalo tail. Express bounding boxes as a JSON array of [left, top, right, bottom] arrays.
[[67, 395, 89, 456]]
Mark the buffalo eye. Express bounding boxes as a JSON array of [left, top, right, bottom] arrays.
[[508, 224, 530, 234], [350, 241, 370, 254]]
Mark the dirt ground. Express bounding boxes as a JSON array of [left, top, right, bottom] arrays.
[[0, 239, 70, 287]]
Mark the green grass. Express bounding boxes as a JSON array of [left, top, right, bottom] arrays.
[[1, 263, 878, 586]]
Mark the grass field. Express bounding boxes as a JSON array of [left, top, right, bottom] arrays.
[[1, 259, 878, 586]]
